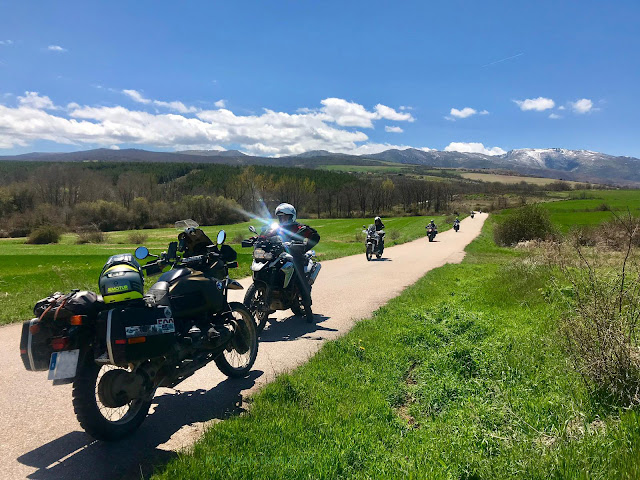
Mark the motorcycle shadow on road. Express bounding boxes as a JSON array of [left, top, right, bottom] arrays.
[[259, 313, 335, 343], [17, 370, 263, 480]]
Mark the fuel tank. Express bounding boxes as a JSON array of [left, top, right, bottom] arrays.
[[149, 268, 226, 318]]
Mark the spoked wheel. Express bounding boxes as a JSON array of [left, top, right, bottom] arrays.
[[365, 244, 373, 261], [215, 302, 258, 378], [73, 362, 152, 441], [244, 284, 269, 332]]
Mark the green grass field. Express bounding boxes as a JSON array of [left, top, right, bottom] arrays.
[[152, 215, 640, 480], [0, 215, 451, 325], [460, 171, 581, 186]]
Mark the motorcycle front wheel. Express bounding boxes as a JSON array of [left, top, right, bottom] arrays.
[[72, 362, 152, 441], [365, 244, 373, 261], [215, 302, 258, 378], [244, 284, 269, 332]]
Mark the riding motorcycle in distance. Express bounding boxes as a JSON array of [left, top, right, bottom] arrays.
[[453, 220, 460, 232], [241, 223, 321, 332], [426, 225, 438, 242], [19, 219, 258, 441], [471, 211, 475, 219], [363, 224, 384, 261]]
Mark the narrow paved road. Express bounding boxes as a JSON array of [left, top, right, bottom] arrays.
[[0, 214, 486, 479]]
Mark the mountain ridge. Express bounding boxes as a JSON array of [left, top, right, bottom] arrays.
[[1, 147, 638, 185]]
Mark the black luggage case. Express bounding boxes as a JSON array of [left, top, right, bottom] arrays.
[[101, 305, 177, 366], [19, 319, 55, 371]]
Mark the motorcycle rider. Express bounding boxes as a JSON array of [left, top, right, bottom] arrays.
[[454, 217, 460, 231], [270, 203, 320, 321], [374, 216, 385, 250], [427, 219, 437, 232]]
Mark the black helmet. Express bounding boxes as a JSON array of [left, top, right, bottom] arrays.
[[99, 254, 144, 304]]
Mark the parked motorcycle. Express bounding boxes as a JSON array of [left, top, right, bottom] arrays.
[[242, 224, 321, 331], [19, 220, 258, 441], [426, 225, 438, 242], [363, 224, 384, 261]]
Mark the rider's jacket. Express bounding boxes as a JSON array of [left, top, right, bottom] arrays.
[[266, 222, 320, 251], [374, 220, 385, 231]]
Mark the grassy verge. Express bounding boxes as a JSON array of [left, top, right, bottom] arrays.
[[153, 218, 640, 480], [0, 215, 451, 325]]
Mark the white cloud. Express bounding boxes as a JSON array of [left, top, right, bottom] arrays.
[[122, 89, 197, 113], [47, 45, 67, 52], [571, 98, 593, 114], [447, 107, 489, 120], [18, 91, 57, 110], [399, 106, 413, 111], [514, 97, 555, 111], [214, 99, 226, 108], [549, 113, 562, 119], [109, 145, 120, 150], [444, 142, 506, 156], [0, 40, 13, 46], [374, 104, 414, 122], [558, 106, 566, 110], [349, 143, 413, 155], [385, 125, 403, 133], [0, 93, 420, 156]]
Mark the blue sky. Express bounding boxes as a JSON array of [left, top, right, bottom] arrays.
[[1, 0, 639, 157]]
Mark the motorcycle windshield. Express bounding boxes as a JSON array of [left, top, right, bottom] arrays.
[[175, 219, 199, 231]]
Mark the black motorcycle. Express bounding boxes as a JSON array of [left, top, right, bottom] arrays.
[[426, 225, 438, 242], [19, 220, 258, 441], [453, 221, 460, 232], [363, 224, 384, 261], [242, 224, 321, 331]]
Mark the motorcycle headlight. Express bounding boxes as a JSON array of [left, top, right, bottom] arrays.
[[253, 248, 266, 260], [263, 252, 274, 260]]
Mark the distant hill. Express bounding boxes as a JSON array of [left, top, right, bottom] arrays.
[[1, 147, 639, 185]]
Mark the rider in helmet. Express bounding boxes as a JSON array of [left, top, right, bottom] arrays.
[[427, 219, 437, 231], [272, 203, 320, 322], [374, 216, 385, 248]]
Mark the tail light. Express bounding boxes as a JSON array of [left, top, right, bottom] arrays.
[[51, 337, 70, 351], [70, 315, 85, 326]]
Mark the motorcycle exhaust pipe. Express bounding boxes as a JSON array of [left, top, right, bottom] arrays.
[[308, 263, 321, 285]]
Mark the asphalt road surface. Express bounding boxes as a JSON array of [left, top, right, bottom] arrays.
[[0, 213, 487, 479]]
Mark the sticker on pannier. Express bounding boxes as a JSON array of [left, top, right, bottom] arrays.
[[125, 318, 175, 338]]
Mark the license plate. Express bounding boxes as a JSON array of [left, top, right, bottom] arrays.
[[48, 349, 79, 381]]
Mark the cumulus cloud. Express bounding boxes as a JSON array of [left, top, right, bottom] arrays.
[[385, 125, 403, 133], [514, 97, 555, 111], [444, 142, 506, 156], [0, 40, 13, 46], [0, 93, 416, 156], [214, 99, 226, 108], [47, 45, 67, 52], [571, 98, 593, 114], [549, 113, 562, 119], [374, 104, 414, 122], [446, 107, 489, 121], [18, 91, 57, 110], [399, 106, 413, 111], [122, 89, 197, 113]]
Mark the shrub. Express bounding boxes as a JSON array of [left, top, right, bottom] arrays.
[[76, 225, 107, 244], [26, 225, 61, 244], [553, 214, 640, 406], [388, 229, 400, 241], [127, 231, 148, 244], [493, 204, 556, 246]]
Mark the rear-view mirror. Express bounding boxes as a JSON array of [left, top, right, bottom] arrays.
[[217, 230, 226, 245], [134, 246, 149, 260], [249, 225, 257, 234]]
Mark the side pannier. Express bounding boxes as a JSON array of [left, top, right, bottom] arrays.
[[99, 305, 177, 366]]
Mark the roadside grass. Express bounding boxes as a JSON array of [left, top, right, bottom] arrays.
[[460, 172, 582, 186], [153, 219, 640, 480], [0, 215, 449, 325]]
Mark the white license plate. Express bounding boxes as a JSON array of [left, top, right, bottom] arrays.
[[48, 349, 80, 381]]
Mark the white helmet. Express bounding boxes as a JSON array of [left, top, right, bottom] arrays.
[[375, 216, 381, 222], [275, 203, 296, 223]]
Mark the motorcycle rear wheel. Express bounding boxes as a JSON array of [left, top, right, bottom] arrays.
[[215, 302, 258, 378], [72, 362, 152, 441], [244, 284, 269, 332]]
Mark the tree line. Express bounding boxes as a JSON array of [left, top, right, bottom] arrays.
[[0, 161, 574, 236]]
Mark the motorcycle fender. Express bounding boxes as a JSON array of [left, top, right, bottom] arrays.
[[227, 279, 244, 290], [308, 262, 321, 285], [281, 261, 295, 289], [251, 260, 267, 272]]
